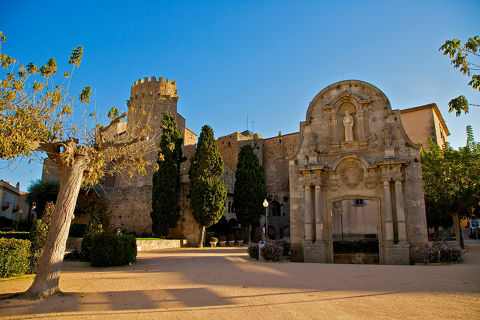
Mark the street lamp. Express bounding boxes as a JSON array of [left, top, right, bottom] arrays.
[[263, 199, 268, 239]]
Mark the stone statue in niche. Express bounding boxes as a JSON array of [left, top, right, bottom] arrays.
[[343, 111, 354, 142]]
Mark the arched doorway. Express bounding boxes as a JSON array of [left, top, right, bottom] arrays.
[[330, 197, 380, 264]]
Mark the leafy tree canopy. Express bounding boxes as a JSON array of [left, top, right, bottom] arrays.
[[26, 179, 60, 219], [233, 144, 266, 228], [439, 36, 479, 116], [188, 125, 226, 246], [421, 126, 480, 243], [0, 32, 158, 298], [150, 111, 185, 237]]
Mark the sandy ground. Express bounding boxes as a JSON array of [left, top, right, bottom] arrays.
[[1, 242, 479, 320]]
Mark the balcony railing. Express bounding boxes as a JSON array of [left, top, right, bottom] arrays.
[[2, 202, 10, 211], [12, 205, 19, 213]]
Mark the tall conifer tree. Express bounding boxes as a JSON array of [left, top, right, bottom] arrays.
[[188, 125, 227, 247], [233, 144, 266, 241], [150, 111, 184, 237]]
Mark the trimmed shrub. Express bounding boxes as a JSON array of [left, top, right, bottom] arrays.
[[218, 236, 227, 242], [227, 234, 235, 241], [423, 241, 463, 263], [69, 223, 87, 238], [125, 231, 137, 237], [0, 231, 30, 240], [260, 240, 283, 262], [247, 243, 259, 259], [209, 237, 218, 242], [333, 239, 379, 253], [90, 234, 137, 267], [0, 238, 31, 277], [205, 231, 215, 245]]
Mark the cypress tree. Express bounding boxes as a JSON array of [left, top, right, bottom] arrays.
[[188, 125, 227, 247], [233, 144, 266, 241], [150, 111, 185, 237]]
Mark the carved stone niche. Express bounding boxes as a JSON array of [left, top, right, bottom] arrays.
[[338, 161, 365, 188]]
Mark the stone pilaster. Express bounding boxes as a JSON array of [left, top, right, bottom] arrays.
[[315, 184, 323, 242], [304, 185, 314, 242], [383, 180, 394, 241], [395, 180, 407, 242]]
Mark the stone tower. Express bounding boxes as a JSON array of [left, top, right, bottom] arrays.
[[126, 77, 180, 137], [118, 77, 187, 188]]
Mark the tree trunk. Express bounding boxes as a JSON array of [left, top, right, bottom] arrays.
[[24, 158, 86, 298], [452, 213, 461, 247], [198, 226, 205, 248]]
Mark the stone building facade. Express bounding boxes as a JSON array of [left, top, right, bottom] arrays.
[[41, 77, 446, 264], [286, 80, 429, 264]]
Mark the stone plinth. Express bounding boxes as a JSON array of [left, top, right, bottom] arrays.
[[302, 242, 329, 263], [383, 243, 411, 265]]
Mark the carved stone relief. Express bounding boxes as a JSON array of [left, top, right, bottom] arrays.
[[338, 161, 364, 188], [307, 132, 318, 153], [383, 123, 397, 159]]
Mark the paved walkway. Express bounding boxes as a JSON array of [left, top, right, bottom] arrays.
[[1, 244, 479, 319]]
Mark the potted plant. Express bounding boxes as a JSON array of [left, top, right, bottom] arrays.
[[218, 236, 227, 247], [236, 235, 244, 246], [209, 237, 218, 248], [227, 234, 235, 246]]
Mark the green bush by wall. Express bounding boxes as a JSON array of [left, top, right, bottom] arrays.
[[90, 234, 137, 267], [0, 232, 30, 240], [0, 238, 31, 277]]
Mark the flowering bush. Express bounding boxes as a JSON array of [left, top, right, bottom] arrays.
[[247, 243, 259, 259], [423, 241, 462, 263], [260, 241, 283, 262], [422, 246, 441, 263], [273, 239, 291, 256]]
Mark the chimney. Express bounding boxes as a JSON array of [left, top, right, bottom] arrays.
[[16, 182, 20, 190]]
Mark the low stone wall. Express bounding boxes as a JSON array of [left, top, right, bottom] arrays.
[[136, 239, 188, 251], [66, 238, 188, 252], [333, 253, 380, 264]]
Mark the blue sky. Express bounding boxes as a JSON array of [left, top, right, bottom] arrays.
[[1, 0, 479, 191]]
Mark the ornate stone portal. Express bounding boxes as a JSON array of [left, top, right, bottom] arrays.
[[287, 81, 428, 265]]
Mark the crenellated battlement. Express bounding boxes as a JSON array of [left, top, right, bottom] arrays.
[[129, 76, 178, 102]]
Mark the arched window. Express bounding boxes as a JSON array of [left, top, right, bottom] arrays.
[[269, 201, 281, 217]]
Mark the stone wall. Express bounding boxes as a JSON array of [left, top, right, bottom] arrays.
[[217, 131, 263, 172], [263, 132, 299, 217]]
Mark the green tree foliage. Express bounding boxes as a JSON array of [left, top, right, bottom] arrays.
[[29, 202, 54, 269], [0, 32, 156, 298], [420, 126, 480, 245], [188, 125, 227, 247], [26, 179, 60, 219], [439, 36, 479, 116], [150, 112, 185, 237], [233, 144, 266, 234], [81, 197, 112, 255]]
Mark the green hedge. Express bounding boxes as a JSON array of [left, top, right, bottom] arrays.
[[0, 238, 31, 277], [0, 232, 30, 240], [90, 234, 137, 267]]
